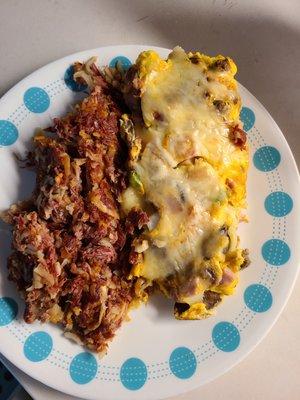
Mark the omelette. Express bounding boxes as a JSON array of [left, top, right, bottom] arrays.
[[120, 46, 249, 319]]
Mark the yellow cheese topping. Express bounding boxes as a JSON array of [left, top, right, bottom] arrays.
[[121, 47, 249, 318]]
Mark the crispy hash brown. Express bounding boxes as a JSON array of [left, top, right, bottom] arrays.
[[3, 74, 148, 354]]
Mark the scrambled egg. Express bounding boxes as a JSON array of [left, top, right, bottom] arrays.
[[121, 47, 249, 319]]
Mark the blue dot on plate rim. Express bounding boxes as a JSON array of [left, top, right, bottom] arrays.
[[253, 146, 281, 172], [264, 191, 293, 217], [64, 66, 88, 92], [244, 284, 273, 312], [262, 239, 291, 266], [109, 56, 132, 70], [69, 352, 98, 385], [0, 120, 19, 146], [212, 322, 240, 352], [169, 346, 197, 379], [23, 331, 53, 362], [120, 357, 147, 391], [23, 87, 50, 113], [240, 106, 255, 131], [0, 297, 18, 326]]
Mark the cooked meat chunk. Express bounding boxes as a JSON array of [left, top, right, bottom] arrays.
[[229, 125, 247, 148], [203, 291, 222, 310]]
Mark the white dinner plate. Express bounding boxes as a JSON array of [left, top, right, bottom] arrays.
[[0, 45, 299, 400]]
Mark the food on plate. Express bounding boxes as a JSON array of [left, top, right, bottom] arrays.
[[2, 47, 249, 353], [2, 70, 148, 354], [119, 47, 249, 319]]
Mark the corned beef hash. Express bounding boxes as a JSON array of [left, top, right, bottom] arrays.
[[1, 47, 250, 354]]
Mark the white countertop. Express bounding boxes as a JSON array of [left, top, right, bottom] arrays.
[[0, 1, 299, 399]]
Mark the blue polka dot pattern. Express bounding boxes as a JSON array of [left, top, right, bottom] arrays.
[[264, 191, 293, 217], [262, 239, 290, 266], [24, 87, 50, 113], [109, 56, 132, 70], [64, 66, 88, 92], [253, 146, 281, 172], [120, 358, 147, 391], [70, 352, 98, 385], [212, 322, 240, 352], [23, 331, 53, 362], [0, 120, 19, 146], [244, 284, 273, 312], [169, 347, 197, 379], [240, 107, 255, 131], [0, 297, 18, 326]]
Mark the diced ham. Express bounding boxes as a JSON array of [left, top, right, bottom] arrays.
[[220, 267, 236, 285]]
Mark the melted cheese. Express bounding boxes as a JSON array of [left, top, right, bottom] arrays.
[[121, 47, 248, 311], [137, 148, 224, 280], [140, 49, 238, 168]]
